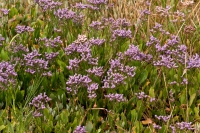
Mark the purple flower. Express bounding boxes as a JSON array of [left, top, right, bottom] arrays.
[[155, 115, 171, 122], [1, 8, 10, 15], [86, 66, 104, 77], [35, 0, 62, 11], [153, 55, 178, 68], [87, 0, 108, 5], [111, 29, 132, 41], [15, 25, 34, 34], [176, 122, 194, 130], [74, 125, 86, 133], [89, 38, 105, 46], [54, 8, 76, 20], [89, 21, 103, 30], [124, 45, 152, 61], [29, 92, 51, 117], [87, 83, 98, 99], [104, 93, 125, 102], [153, 124, 162, 129], [135, 92, 149, 99], [45, 52, 59, 60], [0, 62, 17, 90]]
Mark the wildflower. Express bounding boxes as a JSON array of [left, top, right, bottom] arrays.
[[104, 93, 125, 102], [74, 125, 86, 133], [1, 8, 10, 15], [29, 92, 51, 117], [15, 25, 34, 34]]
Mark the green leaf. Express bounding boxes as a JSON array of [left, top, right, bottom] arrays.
[[85, 121, 93, 132], [8, 7, 18, 19], [1, 49, 9, 60], [139, 70, 148, 84], [0, 125, 6, 131], [189, 93, 196, 106], [149, 87, 155, 98]]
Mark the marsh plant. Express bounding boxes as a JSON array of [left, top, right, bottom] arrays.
[[0, 0, 200, 132]]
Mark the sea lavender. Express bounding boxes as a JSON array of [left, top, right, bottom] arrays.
[[124, 44, 152, 61], [187, 54, 200, 68], [104, 93, 125, 102], [155, 6, 171, 17], [155, 115, 171, 122], [0, 62, 17, 90], [89, 38, 105, 46], [87, 0, 108, 5], [135, 92, 149, 99], [86, 66, 104, 77], [153, 124, 162, 130], [66, 58, 81, 70], [153, 55, 178, 68], [35, 0, 62, 12], [15, 25, 34, 34], [54, 8, 76, 20], [102, 72, 127, 89], [23, 50, 51, 76], [1, 8, 10, 15], [176, 122, 194, 130], [66, 74, 92, 87], [38, 36, 62, 48], [89, 21, 104, 30], [29, 92, 51, 117], [87, 83, 98, 99], [74, 125, 86, 133], [45, 52, 59, 60], [111, 29, 132, 41]]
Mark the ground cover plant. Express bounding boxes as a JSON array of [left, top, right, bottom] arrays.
[[0, 0, 200, 132]]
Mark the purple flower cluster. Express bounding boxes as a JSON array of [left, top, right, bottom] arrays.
[[102, 72, 127, 89], [1, 8, 10, 15], [111, 29, 132, 41], [15, 25, 34, 34], [73, 125, 86, 133], [155, 115, 171, 122], [38, 36, 62, 48], [11, 43, 29, 53], [153, 55, 178, 68], [171, 10, 185, 22], [155, 6, 171, 17], [66, 74, 92, 94], [89, 21, 103, 30], [124, 45, 152, 61], [86, 66, 104, 77], [35, 0, 62, 11], [29, 92, 51, 117], [89, 38, 105, 46], [0, 62, 17, 90], [54, 8, 84, 24], [45, 52, 59, 60], [87, 83, 98, 99], [135, 92, 149, 99], [176, 122, 194, 130], [73, 2, 99, 10], [104, 93, 125, 102], [65, 35, 100, 70], [22, 50, 52, 76], [54, 8, 76, 20], [101, 18, 131, 29], [87, 0, 108, 5], [110, 18, 131, 29], [187, 54, 200, 68], [153, 124, 162, 129]]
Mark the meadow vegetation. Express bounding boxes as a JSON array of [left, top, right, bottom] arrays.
[[0, 0, 200, 132]]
